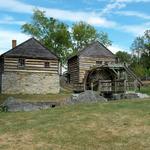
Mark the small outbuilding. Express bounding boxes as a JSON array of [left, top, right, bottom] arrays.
[[0, 38, 60, 94], [68, 41, 116, 84], [68, 41, 142, 93]]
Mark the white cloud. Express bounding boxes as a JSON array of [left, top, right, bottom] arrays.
[[112, 0, 150, 2], [108, 44, 127, 54], [87, 17, 117, 28], [38, 8, 117, 28], [83, 0, 106, 5], [0, 0, 32, 14], [101, 1, 126, 15], [115, 10, 150, 20], [99, 0, 150, 36], [0, 29, 30, 54], [0, 0, 117, 28], [0, 16, 26, 25], [101, 0, 150, 16], [119, 22, 150, 36]]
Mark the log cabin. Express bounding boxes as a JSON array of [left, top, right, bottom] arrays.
[[0, 38, 60, 94], [68, 41, 116, 84], [68, 41, 142, 93]]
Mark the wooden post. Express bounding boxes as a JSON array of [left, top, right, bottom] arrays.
[[124, 80, 127, 93], [83, 83, 86, 91], [134, 80, 137, 92], [124, 70, 128, 92], [114, 80, 116, 93], [98, 80, 102, 93], [117, 71, 120, 79], [91, 82, 93, 91]]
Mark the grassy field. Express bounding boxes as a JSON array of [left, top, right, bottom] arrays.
[[140, 85, 150, 95], [0, 99, 150, 150], [0, 91, 72, 104]]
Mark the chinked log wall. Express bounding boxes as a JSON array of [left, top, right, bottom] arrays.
[[79, 56, 116, 83], [4, 58, 59, 74], [1, 57, 60, 94]]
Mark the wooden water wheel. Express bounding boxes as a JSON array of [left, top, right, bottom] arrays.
[[84, 66, 115, 92]]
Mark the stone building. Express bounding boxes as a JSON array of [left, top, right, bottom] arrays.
[[0, 38, 60, 94]]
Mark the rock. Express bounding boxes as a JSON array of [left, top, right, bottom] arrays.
[[136, 93, 149, 98], [67, 90, 107, 104], [1, 97, 60, 112], [112, 94, 121, 100], [2, 97, 17, 106], [124, 93, 139, 99], [124, 91, 149, 99]]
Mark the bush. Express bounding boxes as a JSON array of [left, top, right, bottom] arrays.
[[132, 64, 145, 78]]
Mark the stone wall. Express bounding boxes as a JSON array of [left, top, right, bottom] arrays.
[[1, 72, 60, 94]]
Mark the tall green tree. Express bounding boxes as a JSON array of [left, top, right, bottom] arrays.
[[22, 9, 112, 66], [72, 21, 112, 53], [22, 9, 72, 65], [130, 29, 150, 77], [142, 30, 150, 69], [131, 30, 150, 67], [131, 36, 145, 63], [116, 51, 132, 64]]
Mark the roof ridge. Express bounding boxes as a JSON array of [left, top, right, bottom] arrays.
[[1, 37, 33, 57], [68, 40, 115, 60], [33, 38, 59, 59], [79, 40, 104, 55], [98, 42, 115, 56], [0, 37, 58, 60]]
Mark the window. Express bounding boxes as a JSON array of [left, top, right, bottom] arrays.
[[18, 58, 25, 68], [44, 62, 50, 68], [96, 61, 103, 65]]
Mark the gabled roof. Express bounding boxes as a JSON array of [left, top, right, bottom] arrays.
[[79, 41, 115, 58], [68, 41, 115, 60], [1, 38, 58, 60]]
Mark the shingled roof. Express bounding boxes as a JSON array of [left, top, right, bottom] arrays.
[[68, 41, 115, 60], [1, 38, 58, 60]]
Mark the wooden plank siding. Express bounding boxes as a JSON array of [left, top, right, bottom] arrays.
[[4, 57, 59, 74], [68, 56, 79, 83], [0, 57, 4, 73], [79, 56, 116, 83], [0, 57, 4, 92]]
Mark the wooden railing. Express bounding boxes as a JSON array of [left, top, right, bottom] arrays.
[[73, 80, 138, 93]]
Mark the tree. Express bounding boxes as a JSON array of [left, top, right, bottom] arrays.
[[22, 9, 72, 66], [132, 64, 146, 78], [142, 30, 150, 69], [115, 51, 132, 64], [97, 31, 112, 47], [131, 36, 145, 63], [131, 30, 150, 67], [22, 9, 112, 66], [130, 29, 150, 78], [72, 21, 112, 53]]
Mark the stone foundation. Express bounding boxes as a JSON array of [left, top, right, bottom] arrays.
[[1, 72, 60, 94]]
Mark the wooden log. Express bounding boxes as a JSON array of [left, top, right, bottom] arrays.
[[4, 57, 59, 74]]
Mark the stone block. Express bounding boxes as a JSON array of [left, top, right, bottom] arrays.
[[1, 72, 60, 94]]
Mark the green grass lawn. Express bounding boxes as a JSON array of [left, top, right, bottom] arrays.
[[140, 85, 150, 95], [0, 99, 150, 150], [0, 91, 72, 104]]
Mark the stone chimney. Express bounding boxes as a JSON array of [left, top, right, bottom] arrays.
[[12, 40, 17, 48]]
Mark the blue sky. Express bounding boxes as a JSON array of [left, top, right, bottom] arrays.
[[0, 0, 150, 54]]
